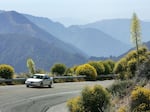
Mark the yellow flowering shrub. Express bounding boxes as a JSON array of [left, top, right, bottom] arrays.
[[67, 85, 111, 112], [67, 96, 83, 112], [76, 64, 97, 80], [117, 106, 127, 112], [131, 86, 150, 111], [0, 64, 14, 79]]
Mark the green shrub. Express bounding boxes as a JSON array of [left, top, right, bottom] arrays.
[[88, 61, 105, 75], [117, 72, 127, 80], [64, 68, 73, 76], [82, 85, 111, 112], [76, 64, 97, 80], [108, 80, 134, 97], [130, 87, 150, 111], [102, 61, 112, 75], [51, 63, 67, 75], [71, 65, 78, 74], [67, 96, 84, 112], [104, 60, 115, 73], [114, 47, 150, 80], [117, 71, 134, 80], [132, 103, 150, 112], [0, 64, 14, 79], [67, 85, 111, 112], [127, 58, 137, 75], [113, 58, 127, 74]]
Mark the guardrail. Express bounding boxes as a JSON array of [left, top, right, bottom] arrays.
[[54, 75, 86, 79], [97, 74, 117, 79], [0, 76, 86, 84], [0, 78, 26, 83], [0, 74, 116, 84]]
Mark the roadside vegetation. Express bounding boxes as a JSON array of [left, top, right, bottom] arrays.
[[67, 47, 150, 112], [0, 64, 14, 79], [67, 85, 111, 112], [0, 58, 116, 85], [0, 13, 150, 112], [67, 13, 150, 112]]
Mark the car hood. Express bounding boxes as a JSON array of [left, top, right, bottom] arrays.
[[26, 78, 43, 82]]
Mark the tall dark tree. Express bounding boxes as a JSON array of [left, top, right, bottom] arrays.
[[51, 63, 67, 75], [130, 13, 142, 67]]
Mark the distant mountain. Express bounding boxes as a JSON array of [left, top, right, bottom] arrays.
[[80, 19, 150, 45], [0, 11, 87, 72], [52, 17, 89, 27], [0, 11, 87, 56], [0, 34, 86, 72], [24, 14, 69, 43], [116, 41, 150, 60], [25, 15, 130, 57], [145, 41, 150, 49], [66, 26, 130, 56], [88, 41, 150, 62], [88, 56, 118, 62]]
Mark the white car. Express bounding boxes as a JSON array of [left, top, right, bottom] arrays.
[[25, 74, 53, 88]]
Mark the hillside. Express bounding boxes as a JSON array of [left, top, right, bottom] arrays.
[[0, 11, 86, 55], [145, 41, 150, 49], [88, 40, 150, 61], [80, 19, 150, 45], [116, 41, 150, 60], [24, 14, 68, 39], [0, 11, 87, 72], [67, 26, 129, 56], [25, 15, 130, 57], [0, 34, 86, 72]]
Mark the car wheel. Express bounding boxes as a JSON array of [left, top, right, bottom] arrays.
[[40, 82, 43, 87], [26, 85, 29, 88], [48, 81, 53, 88]]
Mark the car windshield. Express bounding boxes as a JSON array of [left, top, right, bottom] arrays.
[[31, 75, 44, 79]]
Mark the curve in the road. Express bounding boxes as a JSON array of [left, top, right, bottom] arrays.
[[0, 80, 114, 112]]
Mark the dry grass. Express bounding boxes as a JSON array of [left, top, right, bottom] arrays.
[[111, 79, 150, 112], [144, 81, 150, 89]]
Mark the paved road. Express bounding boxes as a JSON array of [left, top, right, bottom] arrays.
[[0, 80, 114, 112]]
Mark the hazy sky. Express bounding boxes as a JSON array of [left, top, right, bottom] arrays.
[[0, 0, 149, 26]]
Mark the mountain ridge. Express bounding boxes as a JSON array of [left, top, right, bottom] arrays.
[[0, 33, 87, 72], [79, 19, 150, 45], [25, 14, 130, 57], [0, 11, 87, 72]]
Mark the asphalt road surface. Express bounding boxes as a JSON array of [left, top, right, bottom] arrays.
[[0, 80, 114, 112]]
